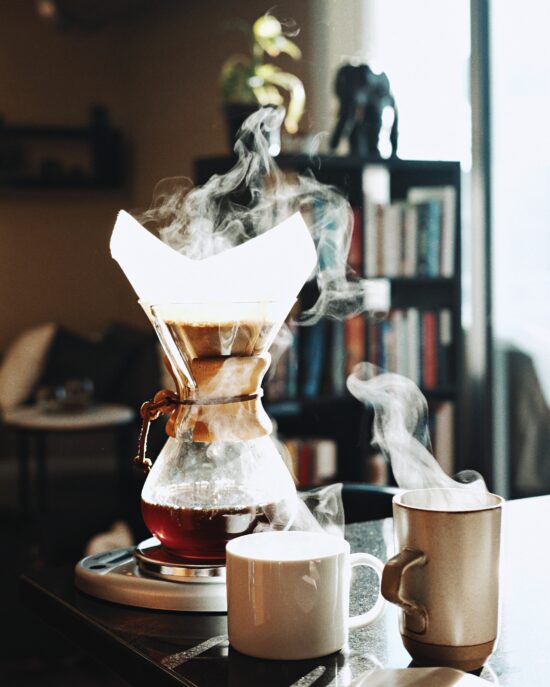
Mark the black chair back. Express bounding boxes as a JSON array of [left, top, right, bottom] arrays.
[[342, 482, 399, 523]]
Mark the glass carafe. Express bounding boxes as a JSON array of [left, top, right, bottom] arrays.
[[137, 301, 298, 564]]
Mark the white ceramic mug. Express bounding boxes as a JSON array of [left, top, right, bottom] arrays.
[[382, 488, 504, 672], [226, 530, 385, 660]]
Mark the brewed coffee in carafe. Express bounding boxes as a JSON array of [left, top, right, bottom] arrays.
[[138, 301, 297, 563]]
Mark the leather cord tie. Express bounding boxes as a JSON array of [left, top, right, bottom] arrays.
[[133, 388, 263, 472]]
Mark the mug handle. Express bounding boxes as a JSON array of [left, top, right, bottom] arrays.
[[348, 552, 386, 630], [381, 547, 428, 634]]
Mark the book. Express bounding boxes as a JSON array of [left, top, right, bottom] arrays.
[[376, 204, 385, 276], [349, 207, 363, 273], [378, 318, 390, 371], [300, 319, 327, 398], [433, 401, 454, 476], [438, 309, 453, 388], [408, 186, 457, 277], [421, 311, 438, 389], [399, 203, 408, 276], [385, 310, 397, 373], [382, 203, 403, 277], [364, 202, 379, 277], [367, 319, 380, 369], [414, 200, 442, 276], [345, 314, 365, 376], [403, 204, 419, 276], [407, 308, 421, 385], [394, 310, 407, 378], [330, 320, 346, 396], [286, 319, 300, 399]]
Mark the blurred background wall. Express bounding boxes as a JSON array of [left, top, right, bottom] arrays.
[[0, 0, 311, 348], [1, 0, 549, 497]]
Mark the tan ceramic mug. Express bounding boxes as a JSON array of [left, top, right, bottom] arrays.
[[381, 488, 504, 672]]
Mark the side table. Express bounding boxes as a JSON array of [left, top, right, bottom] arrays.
[[3, 404, 135, 521]]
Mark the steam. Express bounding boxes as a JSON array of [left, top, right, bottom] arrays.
[[263, 433, 344, 536], [347, 362, 486, 492], [136, 107, 374, 324], [255, 480, 345, 538]]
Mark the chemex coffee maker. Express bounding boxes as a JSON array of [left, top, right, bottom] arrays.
[[74, 209, 317, 612]]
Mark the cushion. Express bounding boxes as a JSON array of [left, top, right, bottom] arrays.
[[102, 323, 161, 409], [37, 327, 134, 403], [0, 323, 57, 411]]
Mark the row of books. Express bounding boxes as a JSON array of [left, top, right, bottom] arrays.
[[275, 168, 456, 280], [279, 169, 456, 280], [366, 308, 454, 390], [266, 317, 360, 401], [279, 401, 454, 489], [266, 174, 457, 400], [267, 306, 453, 401], [361, 186, 457, 279], [282, 438, 338, 487]]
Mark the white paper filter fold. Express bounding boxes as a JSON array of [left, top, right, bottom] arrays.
[[110, 210, 317, 317]]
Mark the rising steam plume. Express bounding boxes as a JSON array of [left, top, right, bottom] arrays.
[[347, 363, 486, 493], [136, 107, 373, 324]]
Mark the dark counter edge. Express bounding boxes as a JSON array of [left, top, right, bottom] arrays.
[[19, 572, 195, 687]]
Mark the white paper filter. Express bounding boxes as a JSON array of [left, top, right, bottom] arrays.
[[110, 210, 317, 319]]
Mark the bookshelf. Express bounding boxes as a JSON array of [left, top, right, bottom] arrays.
[[0, 110, 124, 189], [195, 155, 462, 486]]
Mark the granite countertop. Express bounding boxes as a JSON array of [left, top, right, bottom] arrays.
[[23, 498, 550, 686]]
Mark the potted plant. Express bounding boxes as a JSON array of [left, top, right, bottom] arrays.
[[220, 14, 306, 148]]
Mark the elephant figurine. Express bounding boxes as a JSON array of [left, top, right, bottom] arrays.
[[330, 63, 398, 158]]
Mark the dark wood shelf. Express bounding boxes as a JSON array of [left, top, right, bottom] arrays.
[[388, 277, 456, 309], [0, 112, 125, 190], [197, 153, 460, 174], [196, 155, 461, 208], [267, 388, 456, 417], [266, 395, 359, 416], [0, 177, 123, 190], [4, 125, 99, 139], [423, 387, 457, 399], [387, 276, 455, 286]]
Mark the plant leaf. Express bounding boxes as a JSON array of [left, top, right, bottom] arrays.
[[253, 16, 302, 60], [258, 69, 305, 133]]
